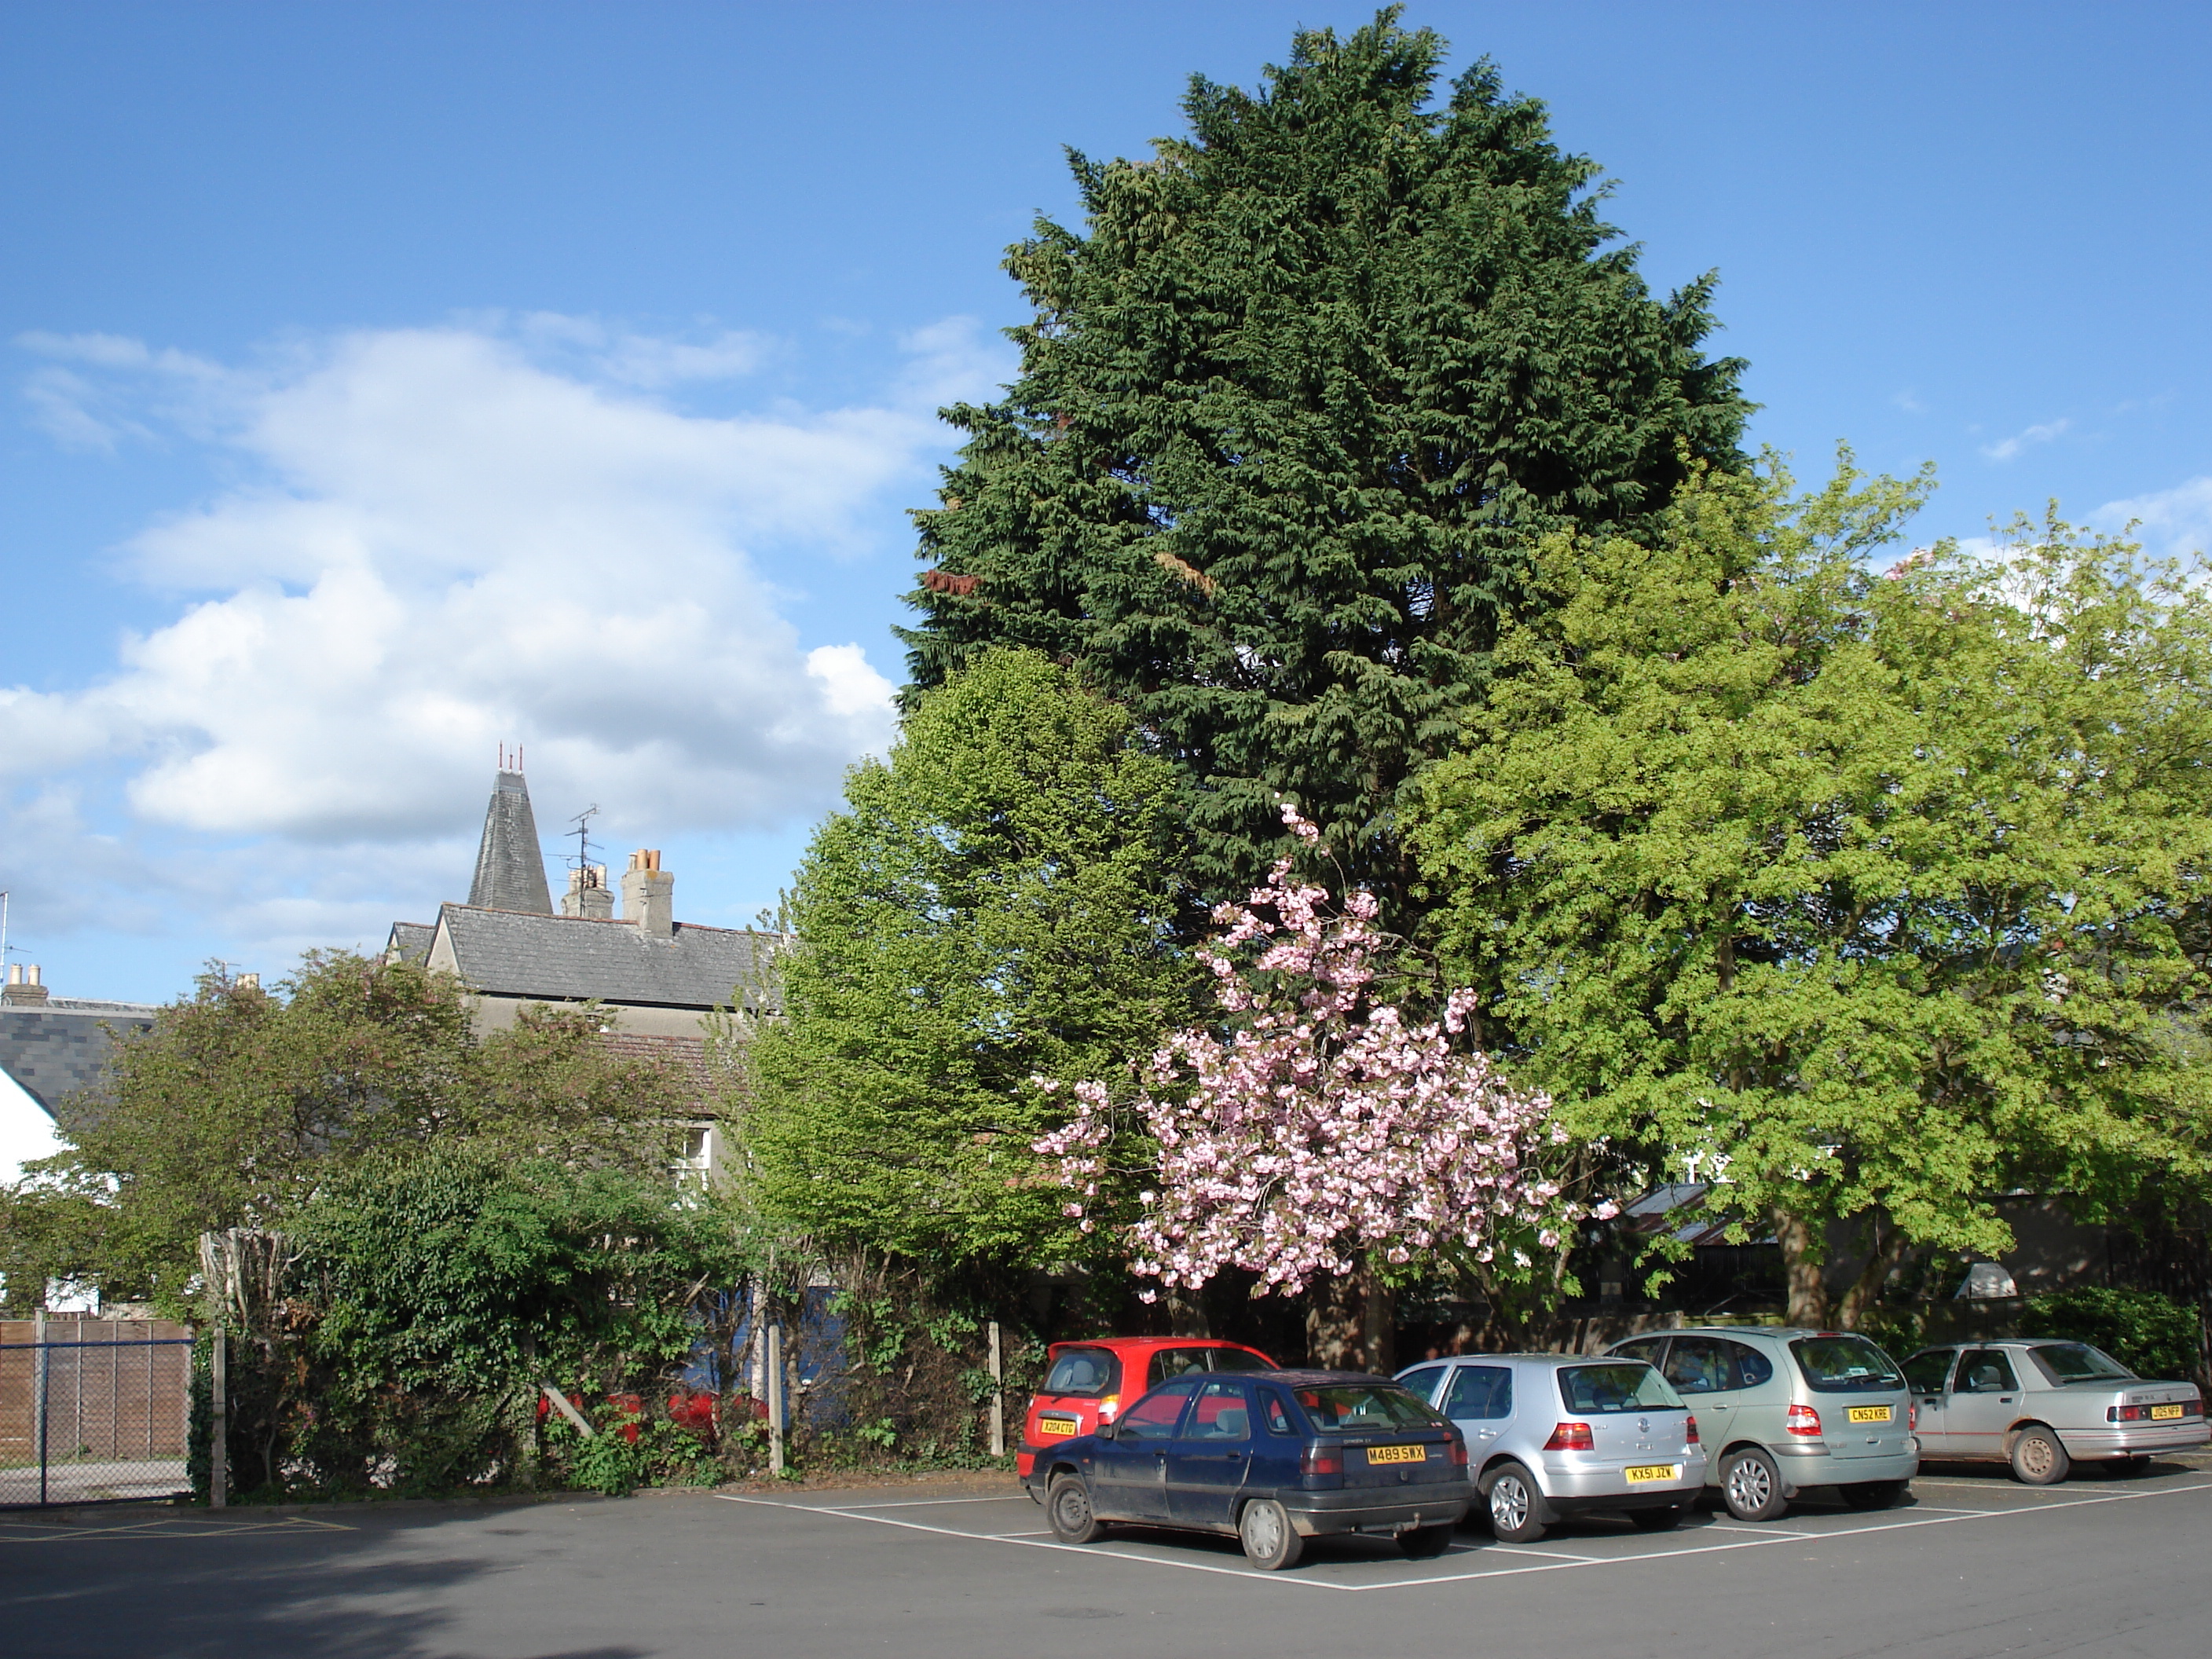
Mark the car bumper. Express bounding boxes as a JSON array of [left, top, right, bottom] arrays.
[[1283, 1483, 1476, 1538], [1763, 1441, 1920, 1489], [2059, 1423, 2210, 1459], [1536, 1449, 1711, 1507]]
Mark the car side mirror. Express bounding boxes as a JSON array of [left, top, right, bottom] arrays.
[[1095, 1423, 1118, 1441]]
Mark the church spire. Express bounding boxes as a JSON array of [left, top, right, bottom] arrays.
[[468, 754, 553, 914]]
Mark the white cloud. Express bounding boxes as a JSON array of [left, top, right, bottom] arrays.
[[2097, 475, 2212, 560], [2, 316, 1009, 954], [1980, 417, 2070, 463]]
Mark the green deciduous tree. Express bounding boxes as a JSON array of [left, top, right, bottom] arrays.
[[901, 9, 1748, 928], [1411, 460, 2212, 1326], [742, 648, 1194, 1266], [2, 954, 687, 1313]]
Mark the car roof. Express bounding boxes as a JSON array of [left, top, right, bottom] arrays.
[[1048, 1336, 1269, 1354], [1620, 1326, 1859, 1341]]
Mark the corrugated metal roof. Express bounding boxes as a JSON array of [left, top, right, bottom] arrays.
[[434, 903, 771, 1011]]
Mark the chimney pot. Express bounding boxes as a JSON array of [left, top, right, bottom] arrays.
[[621, 849, 675, 937]]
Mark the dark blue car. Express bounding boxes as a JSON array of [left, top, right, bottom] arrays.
[[1022, 1368, 1474, 1569]]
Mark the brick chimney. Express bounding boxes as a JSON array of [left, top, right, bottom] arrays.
[[2, 963, 49, 1007], [621, 849, 673, 937], [563, 863, 615, 919]]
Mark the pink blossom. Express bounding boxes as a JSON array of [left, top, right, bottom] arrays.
[[1034, 808, 1581, 1295]]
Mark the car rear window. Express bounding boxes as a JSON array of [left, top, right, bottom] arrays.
[[2026, 1342, 2136, 1384], [1206, 1347, 1274, 1372], [1148, 1345, 1272, 1386], [1557, 1363, 1683, 1414], [1293, 1383, 1444, 1433], [1791, 1335, 1905, 1393], [1042, 1348, 1121, 1397]]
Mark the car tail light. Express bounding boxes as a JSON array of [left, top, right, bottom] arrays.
[[1786, 1404, 1823, 1438], [1300, 1446, 1343, 1478], [1544, 1422, 1595, 1452], [1448, 1434, 1469, 1468], [1685, 1415, 1700, 1445], [2109, 1404, 2148, 1423], [1909, 1403, 1917, 1432], [1097, 1395, 1120, 1423]]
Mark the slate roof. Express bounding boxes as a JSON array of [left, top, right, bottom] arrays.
[[433, 903, 775, 1011], [0, 1001, 160, 1122], [386, 921, 435, 965], [468, 769, 553, 914]]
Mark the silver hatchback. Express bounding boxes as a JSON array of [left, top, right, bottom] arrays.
[[1609, 1327, 1919, 1520], [1395, 1353, 1708, 1543]]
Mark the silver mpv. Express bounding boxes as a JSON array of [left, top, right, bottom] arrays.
[[1395, 1354, 1708, 1543], [1609, 1327, 1918, 1520]]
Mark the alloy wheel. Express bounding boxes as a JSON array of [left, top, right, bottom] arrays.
[[1727, 1456, 1773, 1513], [1489, 1474, 1531, 1533]]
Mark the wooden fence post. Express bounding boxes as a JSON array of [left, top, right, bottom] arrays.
[[209, 1328, 227, 1510], [987, 1320, 1004, 1459], [766, 1323, 785, 1476]]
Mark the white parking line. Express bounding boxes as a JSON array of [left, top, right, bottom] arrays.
[[716, 1474, 2212, 1595], [810, 1495, 1031, 1510]]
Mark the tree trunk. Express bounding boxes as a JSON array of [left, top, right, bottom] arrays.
[[1774, 1207, 1829, 1328], [1362, 1265, 1397, 1377], [1164, 1286, 1210, 1338], [1306, 1267, 1363, 1370], [1835, 1216, 1914, 1331]]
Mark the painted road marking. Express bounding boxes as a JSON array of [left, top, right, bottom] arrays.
[[719, 1473, 2212, 1595]]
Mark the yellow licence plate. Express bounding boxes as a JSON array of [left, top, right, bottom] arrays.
[[2151, 1404, 2185, 1422], [1847, 1405, 1894, 1425], [1366, 1444, 1427, 1466], [1038, 1415, 1079, 1437], [1624, 1463, 1682, 1485]]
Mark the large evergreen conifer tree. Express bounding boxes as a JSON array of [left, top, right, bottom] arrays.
[[900, 10, 1749, 928]]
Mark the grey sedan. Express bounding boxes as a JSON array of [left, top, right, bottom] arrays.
[[1902, 1340, 2207, 1484]]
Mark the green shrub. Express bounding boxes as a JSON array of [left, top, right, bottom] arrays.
[[2018, 1287, 2204, 1381]]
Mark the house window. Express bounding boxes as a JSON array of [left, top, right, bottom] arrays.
[[673, 1122, 712, 1188]]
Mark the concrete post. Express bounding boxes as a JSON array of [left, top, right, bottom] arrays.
[[209, 1330, 227, 1509], [766, 1323, 785, 1476], [987, 1321, 1005, 1459], [33, 1310, 48, 1507]]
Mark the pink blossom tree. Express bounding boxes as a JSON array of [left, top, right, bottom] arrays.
[[1036, 807, 1602, 1368]]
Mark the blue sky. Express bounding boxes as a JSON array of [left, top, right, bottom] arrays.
[[2, 1, 2209, 1004]]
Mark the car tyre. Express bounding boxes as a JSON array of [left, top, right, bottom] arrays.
[[1046, 1474, 1106, 1544], [1237, 1498, 1305, 1571], [1482, 1459, 1550, 1543], [1397, 1522, 1454, 1559], [1839, 1479, 1907, 1511], [1720, 1447, 1790, 1522], [2010, 1425, 2070, 1486], [1629, 1503, 1687, 1531]]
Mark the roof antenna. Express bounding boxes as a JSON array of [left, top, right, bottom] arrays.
[[568, 804, 601, 881]]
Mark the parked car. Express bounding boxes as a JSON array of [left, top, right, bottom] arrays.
[[1025, 1369, 1473, 1569], [1900, 1339, 2208, 1484], [1015, 1337, 1275, 1483], [1394, 1353, 1708, 1542], [1606, 1327, 1917, 1520]]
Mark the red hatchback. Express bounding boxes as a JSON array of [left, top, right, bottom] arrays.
[[1017, 1337, 1277, 1482]]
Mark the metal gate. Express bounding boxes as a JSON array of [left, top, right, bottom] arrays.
[[0, 1319, 193, 1507]]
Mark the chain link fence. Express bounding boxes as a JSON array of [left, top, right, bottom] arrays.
[[0, 1319, 193, 1507]]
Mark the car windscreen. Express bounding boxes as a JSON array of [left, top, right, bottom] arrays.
[[1791, 1335, 1905, 1393], [2026, 1342, 2137, 1385], [1293, 1383, 1445, 1434], [1042, 1348, 1121, 1397], [1557, 1363, 1684, 1414]]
